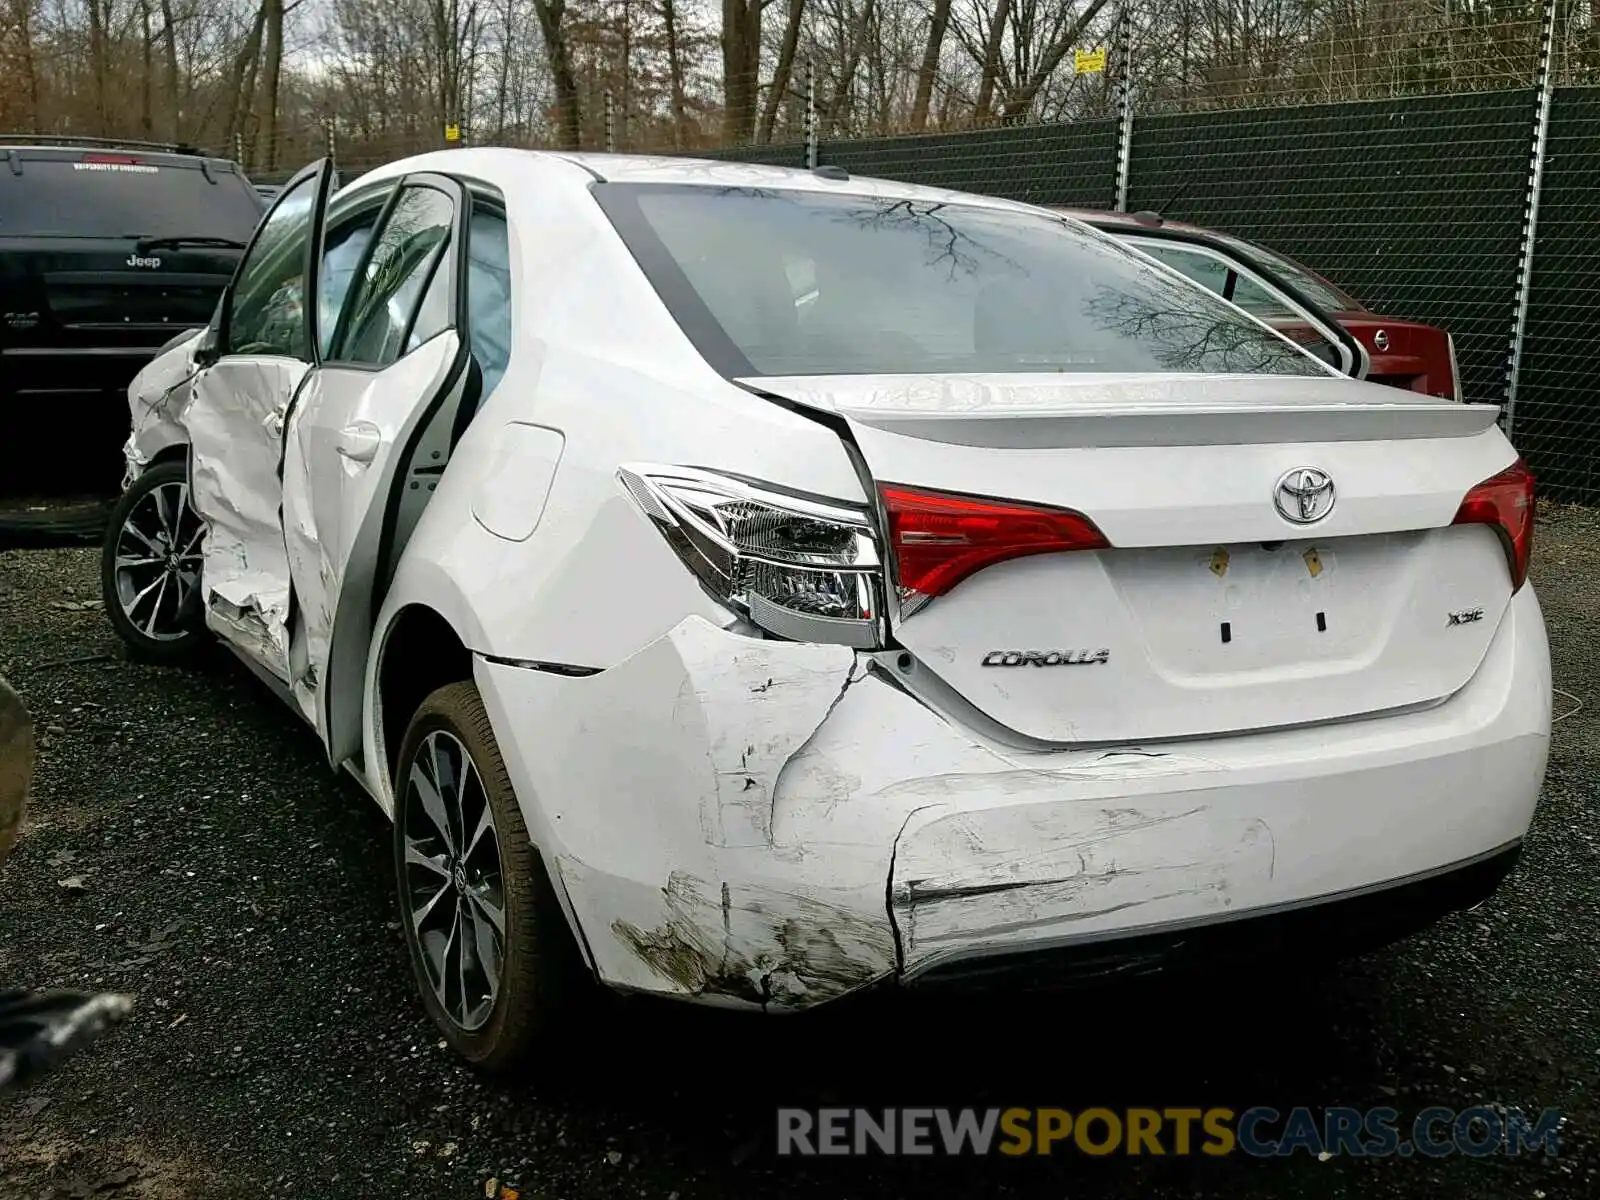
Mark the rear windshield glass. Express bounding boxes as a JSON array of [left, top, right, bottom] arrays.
[[1211, 232, 1361, 312], [0, 155, 263, 240], [596, 184, 1330, 379]]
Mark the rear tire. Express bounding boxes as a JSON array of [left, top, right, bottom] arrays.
[[100, 460, 207, 664], [393, 681, 589, 1072]]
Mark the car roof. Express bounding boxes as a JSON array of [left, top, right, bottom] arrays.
[[351, 147, 1049, 217]]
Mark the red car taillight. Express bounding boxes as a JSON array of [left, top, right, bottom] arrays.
[[1451, 458, 1535, 591], [881, 485, 1110, 605]]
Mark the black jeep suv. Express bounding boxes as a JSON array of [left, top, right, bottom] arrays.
[[1, 137, 264, 411]]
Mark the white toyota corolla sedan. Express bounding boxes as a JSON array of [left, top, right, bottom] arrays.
[[103, 150, 1551, 1069]]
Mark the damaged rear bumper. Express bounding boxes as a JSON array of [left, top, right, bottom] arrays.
[[473, 586, 1550, 1011]]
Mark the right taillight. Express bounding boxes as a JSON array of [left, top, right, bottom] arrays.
[[881, 484, 1110, 615], [1452, 458, 1535, 591]]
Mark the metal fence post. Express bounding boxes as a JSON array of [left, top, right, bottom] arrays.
[[604, 90, 616, 153], [805, 60, 818, 170], [1504, 0, 1558, 445], [1113, 1, 1136, 211]]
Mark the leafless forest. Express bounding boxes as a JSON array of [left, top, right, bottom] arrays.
[[0, 1, 1593, 174]]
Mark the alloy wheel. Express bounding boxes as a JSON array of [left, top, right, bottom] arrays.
[[111, 479, 204, 642], [401, 730, 507, 1033]]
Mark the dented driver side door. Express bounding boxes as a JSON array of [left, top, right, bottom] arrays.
[[183, 159, 334, 685]]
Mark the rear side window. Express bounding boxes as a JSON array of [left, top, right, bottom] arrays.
[[0, 154, 262, 240], [596, 184, 1329, 379]]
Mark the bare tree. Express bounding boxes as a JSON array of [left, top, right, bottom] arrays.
[[721, 0, 761, 143], [757, 0, 805, 142], [660, 0, 689, 145], [910, 0, 953, 131], [533, 0, 582, 148], [1000, 0, 1110, 118]]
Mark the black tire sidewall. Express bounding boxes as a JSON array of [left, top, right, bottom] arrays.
[[100, 459, 207, 663]]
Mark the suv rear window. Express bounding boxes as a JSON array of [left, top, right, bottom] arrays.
[[596, 183, 1330, 380], [0, 153, 263, 239]]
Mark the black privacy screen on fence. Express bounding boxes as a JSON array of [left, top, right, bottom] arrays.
[[1517, 87, 1600, 505], [716, 88, 1598, 503], [710, 119, 1120, 207]]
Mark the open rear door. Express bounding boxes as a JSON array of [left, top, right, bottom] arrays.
[[279, 172, 476, 768]]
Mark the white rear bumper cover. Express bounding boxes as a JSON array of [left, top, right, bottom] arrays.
[[474, 586, 1551, 1010]]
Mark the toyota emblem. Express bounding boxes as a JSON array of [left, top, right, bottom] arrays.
[[1274, 467, 1336, 524]]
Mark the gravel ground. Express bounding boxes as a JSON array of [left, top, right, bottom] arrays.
[[1, 508, 1596, 1200]]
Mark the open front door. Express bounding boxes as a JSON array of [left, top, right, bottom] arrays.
[[280, 173, 476, 768], [183, 158, 335, 685]]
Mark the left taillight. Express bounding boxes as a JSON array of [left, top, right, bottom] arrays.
[[619, 465, 884, 648], [1451, 458, 1535, 591]]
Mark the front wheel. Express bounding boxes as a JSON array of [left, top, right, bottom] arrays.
[[100, 460, 207, 663], [393, 681, 588, 1071]]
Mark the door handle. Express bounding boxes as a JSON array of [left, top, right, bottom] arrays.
[[336, 422, 382, 464]]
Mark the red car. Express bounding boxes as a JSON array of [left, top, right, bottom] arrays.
[[1054, 207, 1462, 402]]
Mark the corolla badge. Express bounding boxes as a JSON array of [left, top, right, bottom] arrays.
[[126, 254, 162, 269], [981, 649, 1110, 667], [1274, 467, 1336, 524]]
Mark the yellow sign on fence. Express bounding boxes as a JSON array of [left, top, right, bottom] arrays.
[[1075, 48, 1107, 74], [444, 123, 461, 142]]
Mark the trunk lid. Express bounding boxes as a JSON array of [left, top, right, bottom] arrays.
[[748, 371, 1517, 744]]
